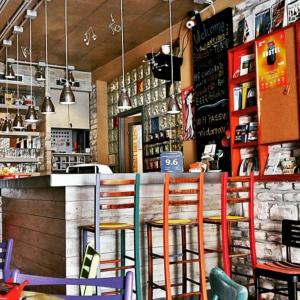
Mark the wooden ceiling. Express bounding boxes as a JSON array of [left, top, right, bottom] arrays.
[[0, 0, 207, 72]]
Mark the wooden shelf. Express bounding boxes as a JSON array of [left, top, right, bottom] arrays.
[[231, 106, 257, 117], [0, 131, 41, 138], [232, 141, 258, 149], [231, 72, 256, 85]]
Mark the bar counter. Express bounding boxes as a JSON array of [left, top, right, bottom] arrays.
[[0, 173, 222, 297]]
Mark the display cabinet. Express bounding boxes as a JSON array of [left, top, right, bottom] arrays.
[[51, 153, 91, 173]]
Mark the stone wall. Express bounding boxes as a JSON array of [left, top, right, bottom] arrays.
[[232, 181, 300, 298], [89, 85, 97, 162]]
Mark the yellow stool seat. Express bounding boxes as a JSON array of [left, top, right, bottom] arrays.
[[100, 222, 133, 229], [153, 218, 192, 225], [208, 216, 245, 221]]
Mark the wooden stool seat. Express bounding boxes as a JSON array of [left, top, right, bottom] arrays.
[[204, 216, 249, 224], [152, 218, 194, 226]]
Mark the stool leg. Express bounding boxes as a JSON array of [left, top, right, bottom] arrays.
[[255, 274, 260, 300], [147, 224, 153, 300], [121, 229, 126, 278], [288, 279, 297, 300], [134, 226, 142, 300], [181, 226, 187, 294]]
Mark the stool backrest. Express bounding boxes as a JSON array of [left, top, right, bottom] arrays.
[[98, 175, 140, 212], [12, 270, 133, 300], [0, 239, 14, 281], [282, 219, 300, 262], [209, 267, 248, 300]]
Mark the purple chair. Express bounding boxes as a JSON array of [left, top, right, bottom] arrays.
[[0, 239, 14, 282], [12, 269, 133, 300]]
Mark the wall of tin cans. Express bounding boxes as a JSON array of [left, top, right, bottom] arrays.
[[107, 62, 183, 172]]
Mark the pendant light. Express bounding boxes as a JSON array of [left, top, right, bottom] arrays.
[[4, 41, 15, 79], [117, 0, 131, 110], [166, 0, 180, 114], [41, 0, 55, 114], [60, 0, 75, 105], [13, 26, 25, 129], [25, 12, 38, 123]]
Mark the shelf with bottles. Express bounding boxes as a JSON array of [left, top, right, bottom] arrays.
[[51, 152, 91, 172]]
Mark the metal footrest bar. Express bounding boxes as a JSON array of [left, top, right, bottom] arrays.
[[185, 249, 199, 256], [149, 281, 183, 291], [186, 277, 200, 286], [169, 258, 200, 265], [124, 255, 135, 261], [204, 248, 222, 254], [171, 291, 202, 298], [101, 264, 135, 272]]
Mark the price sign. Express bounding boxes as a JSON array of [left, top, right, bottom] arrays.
[[160, 151, 183, 173]]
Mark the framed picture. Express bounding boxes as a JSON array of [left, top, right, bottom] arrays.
[[255, 8, 271, 38], [240, 54, 255, 76], [287, 0, 300, 24], [272, 0, 285, 29]]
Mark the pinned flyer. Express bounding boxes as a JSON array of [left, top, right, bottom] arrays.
[[257, 30, 288, 91]]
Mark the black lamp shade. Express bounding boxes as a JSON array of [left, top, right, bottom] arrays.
[[118, 88, 132, 109], [167, 95, 180, 114], [5, 64, 15, 79], [60, 82, 75, 104], [12, 113, 25, 129], [25, 106, 38, 123], [35, 66, 46, 82]]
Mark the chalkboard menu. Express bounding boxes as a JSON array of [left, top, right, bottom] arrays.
[[193, 8, 233, 171]]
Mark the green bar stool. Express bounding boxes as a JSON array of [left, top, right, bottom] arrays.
[[81, 174, 142, 300]]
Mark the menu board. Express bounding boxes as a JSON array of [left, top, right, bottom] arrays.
[[193, 8, 233, 170]]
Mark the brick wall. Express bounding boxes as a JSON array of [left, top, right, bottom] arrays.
[[232, 181, 300, 298]]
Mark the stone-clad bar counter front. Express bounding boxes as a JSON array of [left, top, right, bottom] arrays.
[[0, 173, 300, 298]]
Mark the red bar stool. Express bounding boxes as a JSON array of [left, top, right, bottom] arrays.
[[146, 173, 207, 300]]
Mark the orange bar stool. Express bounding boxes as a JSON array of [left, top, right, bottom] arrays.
[[146, 173, 207, 300], [203, 173, 256, 285], [81, 174, 142, 300]]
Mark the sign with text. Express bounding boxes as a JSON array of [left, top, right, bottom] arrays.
[[192, 8, 233, 171], [160, 151, 183, 173], [257, 30, 288, 91]]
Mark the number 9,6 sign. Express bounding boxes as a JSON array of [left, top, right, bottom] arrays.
[[160, 151, 183, 173]]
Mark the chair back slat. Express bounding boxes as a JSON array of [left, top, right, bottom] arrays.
[[282, 219, 300, 249], [169, 200, 198, 206], [13, 270, 133, 300], [100, 204, 134, 210], [169, 189, 199, 195], [169, 177, 199, 183], [100, 191, 135, 198], [100, 179, 135, 186]]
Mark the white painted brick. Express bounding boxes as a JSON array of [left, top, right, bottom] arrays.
[[255, 230, 266, 241], [255, 201, 269, 220], [260, 221, 282, 232], [283, 193, 300, 202], [257, 192, 283, 201], [266, 233, 281, 243], [265, 182, 293, 191], [293, 182, 300, 190], [256, 242, 282, 261], [255, 182, 266, 190], [270, 204, 298, 221]]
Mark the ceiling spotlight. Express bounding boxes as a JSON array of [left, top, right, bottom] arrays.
[[186, 10, 200, 30]]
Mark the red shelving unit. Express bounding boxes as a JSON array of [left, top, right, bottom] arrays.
[[228, 23, 300, 181]]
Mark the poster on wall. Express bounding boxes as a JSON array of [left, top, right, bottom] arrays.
[[287, 0, 300, 23], [192, 8, 233, 171], [257, 30, 288, 91], [181, 86, 195, 141]]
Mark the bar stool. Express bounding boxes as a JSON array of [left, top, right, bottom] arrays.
[[81, 174, 142, 300], [146, 173, 207, 300]]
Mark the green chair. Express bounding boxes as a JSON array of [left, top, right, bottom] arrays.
[[209, 267, 248, 300]]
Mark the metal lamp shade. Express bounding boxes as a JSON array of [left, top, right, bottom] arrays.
[[41, 95, 55, 114], [35, 66, 46, 82], [5, 64, 15, 79], [2, 118, 12, 132], [60, 82, 75, 104], [25, 106, 38, 123], [167, 94, 180, 114], [12, 113, 25, 129], [118, 88, 132, 109]]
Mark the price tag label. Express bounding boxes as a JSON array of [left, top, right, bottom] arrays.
[[160, 151, 183, 173]]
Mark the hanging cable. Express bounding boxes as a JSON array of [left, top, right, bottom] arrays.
[[65, 0, 68, 78], [120, 0, 125, 89], [29, 17, 32, 103], [45, 0, 49, 96], [16, 32, 20, 115], [169, 0, 173, 151]]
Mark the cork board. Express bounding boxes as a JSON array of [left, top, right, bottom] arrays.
[[257, 26, 300, 144]]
